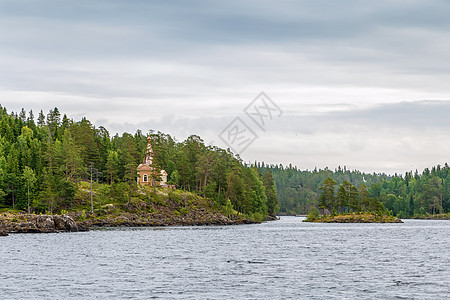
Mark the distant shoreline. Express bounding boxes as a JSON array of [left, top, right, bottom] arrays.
[[303, 213, 403, 223], [411, 213, 450, 220]]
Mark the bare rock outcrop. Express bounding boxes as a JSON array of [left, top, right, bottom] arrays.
[[2, 214, 79, 234]]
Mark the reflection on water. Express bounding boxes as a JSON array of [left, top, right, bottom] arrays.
[[1, 217, 449, 299]]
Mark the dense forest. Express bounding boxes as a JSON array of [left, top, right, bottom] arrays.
[[264, 163, 449, 218], [0, 105, 278, 220], [2, 104, 448, 221]]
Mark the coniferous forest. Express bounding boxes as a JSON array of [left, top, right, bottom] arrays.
[[265, 163, 449, 218], [1, 105, 448, 221], [0, 106, 278, 221]]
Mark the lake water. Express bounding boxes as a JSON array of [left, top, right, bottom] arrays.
[[1, 217, 449, 299]]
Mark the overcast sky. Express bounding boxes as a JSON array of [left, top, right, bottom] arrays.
[[1, 0, 449, 175]]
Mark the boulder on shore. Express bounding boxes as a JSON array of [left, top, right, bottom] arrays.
[[2, 214, 79, 234], [53, 215, 79, 232]]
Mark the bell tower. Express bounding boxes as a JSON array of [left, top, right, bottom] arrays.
[[143, 133, 154, 165]]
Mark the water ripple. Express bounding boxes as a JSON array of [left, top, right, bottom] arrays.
[[0, 217, 449, 299]]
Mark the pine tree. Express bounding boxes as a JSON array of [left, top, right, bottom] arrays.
[[262, 169, 278, 217], [318, 177, 337, 214], [22, 166, 36, 214], [46, 107, 61, 139], [359, 183, 369, 211], [106, 150, 119, 184], [37, 110, 46, 127]]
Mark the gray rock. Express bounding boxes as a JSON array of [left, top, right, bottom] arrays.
[[59, 215, 78, 232], [32, 215, 78, 232], [36, 215, 55, 231]]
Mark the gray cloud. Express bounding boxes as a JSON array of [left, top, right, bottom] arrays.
[[117, 100, 448, 174], [0, 1, 449, 174]]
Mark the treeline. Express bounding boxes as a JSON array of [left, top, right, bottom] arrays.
[[317, 178, 386, 215], [0, 105, 278, 220], [262, 163, 449, 218]]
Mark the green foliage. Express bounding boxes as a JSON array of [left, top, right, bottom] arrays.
[[168, 169, 179, 186], [22, 166, 36, 213], [265, 163, 449, 218], [318, 177, 337, 213], [0, 105, 277, 220], [248, 211, 266, 222], [109, 182, 131, 204], [80, 210, 86, 221], [178, 207, 188, 215], [96, 184, 113, 207], [1, 105, 449, 222], [304, 207, 320, 222], [0, 188, 6, 207], [223, 199, 234, 218], [56, 178, 76, 208], [308, 177, 386, 216], [261, 169, 278, 217]]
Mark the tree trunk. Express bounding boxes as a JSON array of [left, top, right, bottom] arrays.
[[217, 184, 221, 206], [203, 167, 208, 199], [90, 163, 94, 213], [27, 185, 30, 215], [152, 177, 156, 194], [226, 177, 232, 201], [127, 169, 132, 206]]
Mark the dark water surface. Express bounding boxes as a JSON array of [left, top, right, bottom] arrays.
[[1, 217, 449, 299]]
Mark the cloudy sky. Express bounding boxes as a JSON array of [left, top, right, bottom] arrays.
[[1, 0, 449, 174]]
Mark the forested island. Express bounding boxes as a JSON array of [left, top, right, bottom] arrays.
[[0, 106, 278, 235], [302, 177, 402, 223]]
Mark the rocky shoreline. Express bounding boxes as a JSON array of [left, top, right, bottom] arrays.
[[0, 214, 82, 235], [0, 211, 260, 235]]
